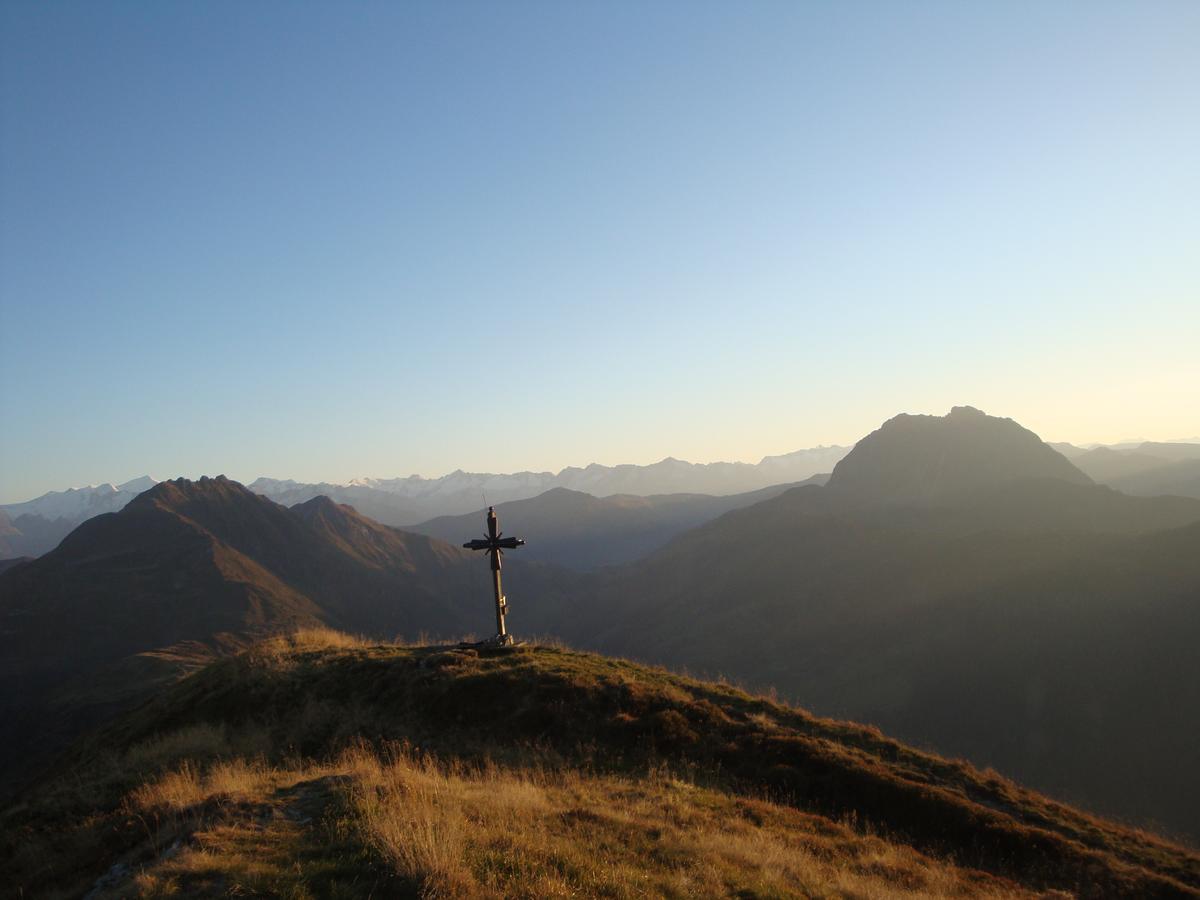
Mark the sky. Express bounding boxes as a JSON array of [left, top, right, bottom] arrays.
[[1, 2, 1198, 502]]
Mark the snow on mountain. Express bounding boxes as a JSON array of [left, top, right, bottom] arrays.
[[248, 450, 854, 527], [1, 478, 158, 522], [2, 448, 855, 558], [117, 475, 158, 494], [0, 477, 161, 558]]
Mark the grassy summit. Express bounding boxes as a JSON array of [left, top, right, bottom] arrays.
[[4, 630, 1197, 898]]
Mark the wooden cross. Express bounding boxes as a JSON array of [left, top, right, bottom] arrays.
[[463, 506, 525, 643]]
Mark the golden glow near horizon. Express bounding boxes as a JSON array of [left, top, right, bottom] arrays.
[[2, 4, 1198, 502]]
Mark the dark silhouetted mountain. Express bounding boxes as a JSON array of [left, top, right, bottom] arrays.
[[0, 555, 30, 575], [540, 409, 1200, 839], [411, 480, 824, 570], [0, 511, 16, 557], [827, 406, 1091, 502]]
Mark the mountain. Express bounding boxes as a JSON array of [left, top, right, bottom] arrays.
[[6, 408, 1199, 846], [1051, 441, 1200, 489], [0, 475, 157, 520], [828, 405, 1091, 502], [4, 633, 1196, 897], [551, 447, 846, 496], [0, 511, 17, 558], [0, 476, 160, 557], [1067, 444, 1200, 499], [0, 450, 848, 559], [0, 476, 575, 791], [0, 554, 30, 575], [545, 408, 1200, 839], [412, 479, 824, 570], [1138, 442, 1200, 462], [1072, 446, 1174, 483], [0, 509, 87, 558], [1107, 459, 1200, 500], [1049, 440, 1087, 459], [248, 447, 849, 526]]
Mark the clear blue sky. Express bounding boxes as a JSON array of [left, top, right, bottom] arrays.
[[2, 1, 1198, 502]]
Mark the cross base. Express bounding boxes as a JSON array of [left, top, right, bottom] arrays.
[[458, 633, 519, 650]]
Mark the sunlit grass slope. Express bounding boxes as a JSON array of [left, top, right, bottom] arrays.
[[4, 629, 1197, 898]]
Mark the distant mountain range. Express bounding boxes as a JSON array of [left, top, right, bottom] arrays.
[[9, 436, 1200, 562], [1063, 442, 1200, 499], [247, 446, 850, 527], [0, 476, 157, 558], [0, 447, 849, 558], [411, 478, 826, 570]]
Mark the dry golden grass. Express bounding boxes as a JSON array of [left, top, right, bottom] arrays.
[[121, 723, 233, 771], [129, 758, 274, 812], [9, 635, 1197, 898], [86, 742, 1031, 899], [338, 744, 1026, 899], [245, 627, 374, 669]]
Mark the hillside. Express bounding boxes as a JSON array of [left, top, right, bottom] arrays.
[[0, 508, 80, 559], [1068, 444, 1200, 499], [0, 555, 31, 575], [0, 511, 17, 558], [1071, 446, 1174, 483], [3, 632, 1196, 898], [547, 410, 1200, 839], [0, 476, 478, 701], [411, 481, 820, 569], [1106, 459, 1200, 500], [0, 477, 577, 793]]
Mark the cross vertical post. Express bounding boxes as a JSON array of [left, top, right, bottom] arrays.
[[463, 506, 525, 645]]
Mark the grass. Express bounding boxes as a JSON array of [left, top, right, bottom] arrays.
[[339, 743, 1025, 898], [50, 742, 1028, 899], [3, 628, 1197, 898]]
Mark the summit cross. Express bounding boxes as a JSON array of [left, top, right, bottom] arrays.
[[463, 506, 525, 645]]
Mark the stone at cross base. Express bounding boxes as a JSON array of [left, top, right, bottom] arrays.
[[462, 506, 525, 647]]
